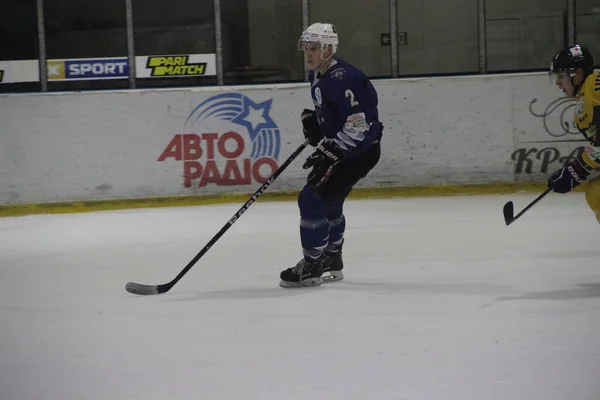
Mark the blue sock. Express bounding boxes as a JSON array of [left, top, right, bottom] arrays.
[[327, 215, 345, 253], [298, 185, 328, 259]]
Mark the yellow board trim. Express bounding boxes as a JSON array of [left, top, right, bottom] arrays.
[[0, 182, 580, 218]]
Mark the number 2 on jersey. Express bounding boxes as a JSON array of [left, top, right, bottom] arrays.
[[345, 89, 359, 107]]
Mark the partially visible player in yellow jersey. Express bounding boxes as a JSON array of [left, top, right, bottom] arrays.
[[547, 45, 600, 223]]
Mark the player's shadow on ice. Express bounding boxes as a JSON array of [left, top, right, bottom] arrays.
[[484, 283, 600, 307]]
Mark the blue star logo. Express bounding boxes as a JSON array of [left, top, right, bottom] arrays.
[[184, 92, 281, 160], [230, 97, 277, 141]]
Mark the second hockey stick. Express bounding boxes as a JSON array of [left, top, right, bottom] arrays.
[[503, 188, 552, 226], [125, 138, 310, 295]]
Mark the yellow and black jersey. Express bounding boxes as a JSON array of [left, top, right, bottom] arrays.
[[575, 71, 600, 168]]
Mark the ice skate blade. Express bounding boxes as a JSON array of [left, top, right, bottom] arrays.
[[323, 270, 344, 282], [279, 277, 323, 288]]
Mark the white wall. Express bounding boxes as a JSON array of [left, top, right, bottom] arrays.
[[0, 72, 587, 204]]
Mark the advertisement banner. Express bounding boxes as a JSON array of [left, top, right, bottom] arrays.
[[0, 60, 40, 83], [158, 92, 281, 188], [47, 57, 129, 81], [135, 54, 217, 78]]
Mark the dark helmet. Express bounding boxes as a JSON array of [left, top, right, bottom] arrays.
[[550, 45, 595, 75]]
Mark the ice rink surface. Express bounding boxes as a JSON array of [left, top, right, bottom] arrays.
[[1, 193, 599, 400]]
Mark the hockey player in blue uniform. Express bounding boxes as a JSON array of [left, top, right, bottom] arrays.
[[280, 22, 384, 288]]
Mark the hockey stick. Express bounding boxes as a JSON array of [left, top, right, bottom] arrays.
[[125, 138, 310, 295], [502, 187, 552, 226]]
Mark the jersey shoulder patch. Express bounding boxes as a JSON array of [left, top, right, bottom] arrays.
[[329, 67, 346, 81]]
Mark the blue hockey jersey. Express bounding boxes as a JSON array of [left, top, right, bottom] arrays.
[[309, 57, 382, 158]]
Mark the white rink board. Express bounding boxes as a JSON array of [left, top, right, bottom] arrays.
[[0, 72, 585, 204]]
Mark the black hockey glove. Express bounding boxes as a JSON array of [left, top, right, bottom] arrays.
[[301, 109, 323, 147], [303, 141, 343, 186], [547, 156, 592, 193]]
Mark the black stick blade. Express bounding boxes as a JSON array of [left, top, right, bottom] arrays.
[[125, 282, 160, 295], [503, 201, 514, 226]]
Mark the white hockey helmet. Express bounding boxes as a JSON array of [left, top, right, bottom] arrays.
[[297, 22, 339, 53]]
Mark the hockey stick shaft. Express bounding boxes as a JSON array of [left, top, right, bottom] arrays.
[[126, 139, 310, 295], [503, 187, 551, 226]]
